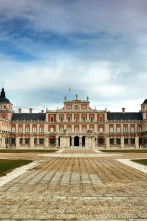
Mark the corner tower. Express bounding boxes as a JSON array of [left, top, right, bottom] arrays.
[[0, 87, 13, 120]]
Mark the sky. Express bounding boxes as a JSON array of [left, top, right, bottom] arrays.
[[0, 0, 147, 113]]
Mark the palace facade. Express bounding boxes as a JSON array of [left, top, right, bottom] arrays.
[[0, 87, 147, 149]]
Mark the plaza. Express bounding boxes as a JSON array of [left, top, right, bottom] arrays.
[[0, 149, 146, 220]]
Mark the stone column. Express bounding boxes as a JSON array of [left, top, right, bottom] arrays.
[[2, 136, 5, 148], [22, 137, 25, 145], [30, 124, 32, 134], [16, 136, 20, 148], [95, 137, 98, 147], [106, 136, 110, 149], [16, 124, 18, 133], [79, 124, 82, 132], [37, 137, 40, 145], [56, 136, 59, 147], [135, 136, 139, 149], [30, 136, 34, 148], [72, 136, 74, 147], [87, 124, 89, 130], [72, 124, 74, 132], [79, 114, 81, 122], [79, 136, 82, 147], [121, 136, 124, 149], [45, 136, 48, 148], [23, 124, 25, 134], [94, 124, 97, 132]]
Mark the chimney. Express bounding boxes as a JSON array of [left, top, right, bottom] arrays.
[[41, 110, 44, 113], [29, 108, 32, 114], [122, 108, 125, 114], [18, 108, 22, 114]]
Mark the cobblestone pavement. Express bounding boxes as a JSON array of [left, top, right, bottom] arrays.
[[0, 150, 147, 220]]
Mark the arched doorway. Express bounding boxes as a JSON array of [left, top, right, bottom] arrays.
[[82, 136, 85, 147], [74, 136, 79, 146]]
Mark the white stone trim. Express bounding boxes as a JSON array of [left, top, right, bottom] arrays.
[[117, 159, 147, 174]]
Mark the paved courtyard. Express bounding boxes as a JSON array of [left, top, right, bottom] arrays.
[[0, 149, 147, 220]]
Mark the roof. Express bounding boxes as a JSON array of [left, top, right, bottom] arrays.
[[12, 113, 46, 121], [107, 112, 143, 121], [0, 97, 11, 104], [142, 99, 147, 104]]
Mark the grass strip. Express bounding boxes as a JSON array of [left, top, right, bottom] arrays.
[[0, 149, 57, 153], [0, 159, 32, 177], [132, 159, 147, 166], [100, 150, 147, 153]]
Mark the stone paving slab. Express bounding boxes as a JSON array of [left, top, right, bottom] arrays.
[[0, 150, 146, 220]]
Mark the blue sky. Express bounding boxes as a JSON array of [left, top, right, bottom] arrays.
[[0, 0, 147, 112]]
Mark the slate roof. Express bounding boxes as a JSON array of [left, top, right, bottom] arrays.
[[0, 97, 11, 104], [107, 112, 143, 121], [142, 99, 147, 104], [12, 113, 46, 121]]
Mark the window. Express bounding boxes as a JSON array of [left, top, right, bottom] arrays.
[[83, 117, 85, 122], [83, 127, 86, 132], [25, 138, 29, 144], [117, 127, 120, 133], [34, 138, 37, 144], [100, 117, 103, 122], [75, 127, 78, 132], [68, 117, 70, 122], [67, 127, 71, 132], [110, 138, 114, 144], [51, 117, 54, 122], [33, 127, 36, 133], [124, 127, 127, 132], [138, 127, 141, 132], [50, 127, 54, 133], [90, 127, 93, 131], [50, 139, 55, 144], [131, 127, 134, 133], [131, 138, 135, 144], [39, 138, 44, 144], [75, 117, 78, 122], [12, 127, 15, 133], [117, 138, 120, 144], [40, 127, 43, 133], [99, 138, 103, 144], [110, 127, 113, 133], [60, 127, 63, 132], [99, 127, 103, 133], [90, 116, 93, 122], [19, 127, 22, 134], [124, 138, 128, 144], [60, 117, 63, 122], [26, 127, 29, 133]]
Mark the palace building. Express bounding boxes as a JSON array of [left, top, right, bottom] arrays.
[[0, 87, 147, 149]]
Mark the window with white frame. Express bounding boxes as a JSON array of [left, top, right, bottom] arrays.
[[33, 127, 36, 133], [100, 117, 103, 122], [68, 117, 70, 122], [83, 116, 85, 122], [26, 127, 29, 133], [110, 127, 113, 133], [19, 127, 22, 133], [60, 116, 63, 122], [40, 127, 44, 133], [75, 127, 78, 132], [60, 127, 63, 132], [124, 127, 127, 132], [117, 127, 120, 132], [90, 116, 93, 122], [138, 127, 141, 132], [99, 127, 103, 133], [67, 127, 71, 132], [12, 127, 15, 133], [51, 117, 54, 122], [83, 127, 86, 132], [50, 127, 54, 133], [90, 127, 93, 131], [131, 127, 134, 133], [75, 117, 78, 122]]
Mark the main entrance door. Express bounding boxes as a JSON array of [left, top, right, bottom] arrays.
[[74, 136, 79, 146]]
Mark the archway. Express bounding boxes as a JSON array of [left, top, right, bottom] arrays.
[[74, 136, 79, 146], [82, 136, 85, 147]]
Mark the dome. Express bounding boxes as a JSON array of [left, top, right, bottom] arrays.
[[0, 88, 12, 104], [0, 97, 11, 104], [142, 99, 147, 104]]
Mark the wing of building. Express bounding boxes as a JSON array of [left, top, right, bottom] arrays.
[[0, 88, 147, 149]]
